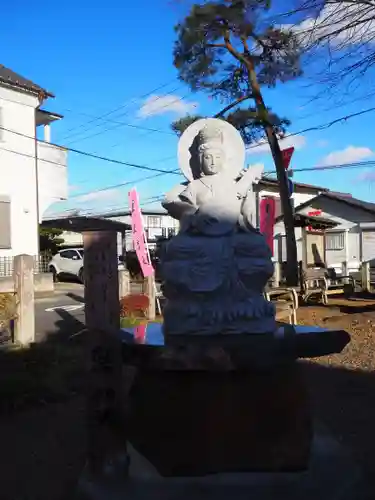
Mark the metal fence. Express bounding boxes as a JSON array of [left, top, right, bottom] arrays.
[[0, 254, 50, 277]]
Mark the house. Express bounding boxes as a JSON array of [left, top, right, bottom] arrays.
[[104, 209, 179, 254], [290, 192, 375, 274], [0, 65, 68, 258], [57, 209, 179, 255], [254, 177, 335, 262]]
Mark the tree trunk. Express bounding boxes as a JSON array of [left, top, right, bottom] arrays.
[[246, 63, 299, 286]]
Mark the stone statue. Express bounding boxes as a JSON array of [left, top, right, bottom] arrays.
[[160, 118, 276, 336]]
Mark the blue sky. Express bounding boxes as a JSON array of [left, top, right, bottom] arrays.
[[2, 0, 375, 216]]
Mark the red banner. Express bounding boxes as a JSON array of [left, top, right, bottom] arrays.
[[260, 197, 276, 255], [282, 147, 295, 170]]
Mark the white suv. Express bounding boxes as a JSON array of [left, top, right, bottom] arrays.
[[48, 248, 84, 283]]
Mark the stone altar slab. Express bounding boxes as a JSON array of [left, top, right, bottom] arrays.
[[77, 425, 368, 500], [114, 324, 350, 477]]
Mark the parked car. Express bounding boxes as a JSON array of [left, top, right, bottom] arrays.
[[48, 248, 84, 283], [49, 248, 126, 283]]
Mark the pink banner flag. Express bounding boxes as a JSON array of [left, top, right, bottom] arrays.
[[128, 188, 154, 277]]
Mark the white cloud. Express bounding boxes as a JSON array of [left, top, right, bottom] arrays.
[[320, 146, 374, 166], [247, 134, 306, 155], [138, 94, 198, 118], [316, 139, 329, 148], [285, 3, 375, 48]]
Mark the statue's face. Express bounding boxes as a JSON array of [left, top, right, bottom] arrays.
[[199, 147, 225, 176]]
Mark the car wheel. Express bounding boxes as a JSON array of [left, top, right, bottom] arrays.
[[78, 267, 84, 284], [49, 266, 58, 283]]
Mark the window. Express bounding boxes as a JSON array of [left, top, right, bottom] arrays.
[[325, 232, 345, 251], [147, 228, 163, 240], [60, 249, 79, 259], [0, 197, 11, 249], [147, 216, 161, 228]]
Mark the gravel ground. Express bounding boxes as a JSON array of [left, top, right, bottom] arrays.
[[1, 296, 375, 499]]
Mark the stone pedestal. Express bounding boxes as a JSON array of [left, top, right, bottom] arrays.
[[128, 364, 311, 477]]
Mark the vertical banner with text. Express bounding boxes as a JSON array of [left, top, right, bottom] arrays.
[[259, 197, 276, 256], [128, 188, 154, 277]]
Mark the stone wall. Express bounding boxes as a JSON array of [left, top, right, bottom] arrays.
[[0, 273, 54, 293]]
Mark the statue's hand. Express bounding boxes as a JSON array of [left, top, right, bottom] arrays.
[[236, 164, 264, 196], [163, 184, 198, 221]]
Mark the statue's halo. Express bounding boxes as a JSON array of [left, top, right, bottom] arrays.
[[177, 118, 246, 181]]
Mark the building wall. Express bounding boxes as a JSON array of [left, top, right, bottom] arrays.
[[0, 86, 39, 257], [107, 212, 179, 252], [60, 230, 83, 248], [0, 86, 68, 257]]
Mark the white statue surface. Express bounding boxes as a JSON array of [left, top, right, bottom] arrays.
[[160, 118, 276, 336]]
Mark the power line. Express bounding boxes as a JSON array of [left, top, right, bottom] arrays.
[[60, 79, 177, 141], [65, 90, 190, 147], [247, 105, 375, 151], [69, 170, 179, 199], [2, 103, 375, 201], [264, 160, 375, 175], [0, 125, 180, 175], [59, 108, 175, 136]]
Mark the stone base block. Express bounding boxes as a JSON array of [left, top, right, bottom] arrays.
[[76, 427, 368, 500], [127, 364, 312, 476]]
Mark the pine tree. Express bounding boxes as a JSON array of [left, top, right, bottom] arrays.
[[173, 0, 302, 285]]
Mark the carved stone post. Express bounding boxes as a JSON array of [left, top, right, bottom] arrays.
[[82, 230, 129, 479], [118, 269, 130, 299], [145, 275, 156, 320], [361, 261, 370, 292], [13, 254, 35, 345]]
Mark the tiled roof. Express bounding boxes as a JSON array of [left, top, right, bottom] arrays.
[[0, 65, 54, 97], [295, 192, 375, 215]]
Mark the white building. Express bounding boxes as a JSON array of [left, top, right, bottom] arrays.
[[0, 65, 68, 257], [58, 209, 179, 255], [290, 192, 375, 274], [255, 177, 332, 262]]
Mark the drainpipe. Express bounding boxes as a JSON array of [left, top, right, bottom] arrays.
[[34, 110, 40, 257], [344, 229, 349, 275]]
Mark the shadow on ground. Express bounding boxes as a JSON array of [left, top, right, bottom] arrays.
[[0, 311, 374, 499], [66, 293, 85, 305]]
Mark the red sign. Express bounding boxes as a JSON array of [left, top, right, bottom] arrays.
[[260, 197, 276, 255], [282, 147, 295, 170], [308, 210, 322, 217], [307, 209, 323, 233]]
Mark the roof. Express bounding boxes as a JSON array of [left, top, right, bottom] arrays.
[[41, 216, 130, 233], [294, 192, 375, 216], [0, 65, 54, 98], [36, 109, 63, 126], [258, 177, 329, 193], [275, 212, 338, 229], [102, 208, 168, 218]]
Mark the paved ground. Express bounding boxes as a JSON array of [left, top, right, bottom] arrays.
[[34, 281, 156, 342], [35, 283, 86, 342]]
